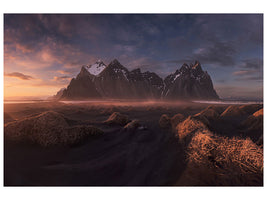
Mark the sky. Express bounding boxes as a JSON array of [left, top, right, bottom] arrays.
[[4, 14, 263, 100]]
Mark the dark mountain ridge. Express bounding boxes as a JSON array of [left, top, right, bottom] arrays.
[[59, 59, 219, 100], [163, 61, 219, 99]]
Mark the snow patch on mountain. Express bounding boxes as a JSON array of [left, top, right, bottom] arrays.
[[174, 73, 181, 81], [86, 60, 106, 76], [122, 69, 128, 81]]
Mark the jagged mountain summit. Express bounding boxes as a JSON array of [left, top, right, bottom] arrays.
[[163, 61, 219, 99], [92, 59, 164, 98], [58, 59, 219, 100], [84, 60, 107, 76]]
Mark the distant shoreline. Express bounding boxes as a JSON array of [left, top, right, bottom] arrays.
[[3, 99, 263, 105]]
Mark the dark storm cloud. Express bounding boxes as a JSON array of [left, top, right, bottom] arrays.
[[5, 72, 34, 80]]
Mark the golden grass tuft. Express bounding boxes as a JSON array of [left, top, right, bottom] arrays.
[[194, 107, 220, 120], [220, 105, 246, 117], [253, 108, 263, 117], [177, 131, 263, 186], [104, 112, 130, 126], [124, 120, 140, 131], [176, 116, 208, 140]]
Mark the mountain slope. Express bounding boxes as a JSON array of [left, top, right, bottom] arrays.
[[60, 66, 101, 99], [57, 59, 219, 100], [163, 61, 219, 99], [128, 68, 164, 98], [93, 59, 132, 98]]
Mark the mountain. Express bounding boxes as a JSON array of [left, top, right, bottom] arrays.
[[127, 68, 164, 98], [163, 61, 219, 100], [93, 59, 132, 98], [60, 66, 101, 99], [47, 87, 66, 100], [92, 59, 164, 98], [84, 60, 106, 76], [56, 59, 219, 100]]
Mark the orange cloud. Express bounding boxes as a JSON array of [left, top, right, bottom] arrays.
[[15, 43, 33, 53], [57, 70, 73, 75], [232, 70, 251, 76], [5, 72, 34, 80], [53, 76, 71, 81]]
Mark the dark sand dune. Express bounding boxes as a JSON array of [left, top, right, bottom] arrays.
[[5, 119, 185, 186], [238, 108, 263, 143], [4, 101, 263, 186], [5, 111, 103, 146]]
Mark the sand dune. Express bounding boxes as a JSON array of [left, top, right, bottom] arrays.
[[5, 111, 103, 146], [4, 101, 263, 186]]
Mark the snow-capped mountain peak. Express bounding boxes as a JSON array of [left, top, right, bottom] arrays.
[[86, 60, 107, 76]]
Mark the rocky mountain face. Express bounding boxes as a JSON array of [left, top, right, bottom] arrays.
[[163, 61, 219, 100], [48, 87, 66, 100], [58, 59, 219, 100], [61, 67, 101, 99]]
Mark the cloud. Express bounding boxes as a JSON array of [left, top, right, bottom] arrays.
[[53, 76, 71, 83], [232, 58, 263, 82], [215, 85, 263, 99], [232, 70, 262, 82], [15, 43, 33, 53], [166, 40, 237, 67], [238, 58, 263, 69], [5, 72, 34, 80], [235, 76, 263, 82], [232, 70, 253, 76], [57, 70, 73, 75], [54, 76, 70, 80], [192, 41, 236, 66], [216, 79, 226, 83], [113, 44, 137, 53]]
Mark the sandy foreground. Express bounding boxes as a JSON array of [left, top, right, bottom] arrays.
[[3, 101, 263, 186]]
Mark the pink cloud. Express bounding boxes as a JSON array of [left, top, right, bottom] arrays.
[[5, 72, 34, 80], [53, 76, 71, 81], [232, 70, 251, 76]]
